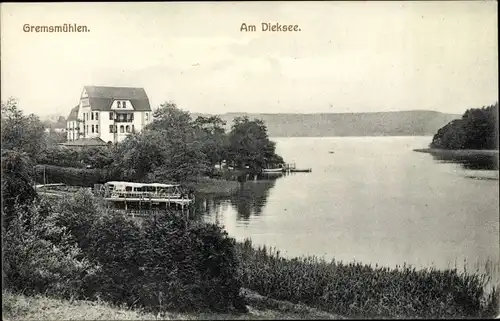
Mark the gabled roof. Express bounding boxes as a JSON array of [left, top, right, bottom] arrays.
[[67, 105, 79, 121], [83, 86, 151, 111]]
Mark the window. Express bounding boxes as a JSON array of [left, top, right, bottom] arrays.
[[145, 113, 149, 121], [120, 125, 124, 133], [126, 125, 130, 133], [95, 112, 99, 120], [86, 113, 89, 121], [117, 101, 121, 108], [109, 112, 113, 120], [109, 125, 114, 133], [114, 125, 117, 133], [131, 125, 135, 132], [91, 112, 94, 120], [92, 125, 95, 133], [86, 125, 89, 133], [96, 125, 99, 133], [123, 101, 127, 108]]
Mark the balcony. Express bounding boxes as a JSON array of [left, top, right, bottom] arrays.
[[114, 118, 134, 123]]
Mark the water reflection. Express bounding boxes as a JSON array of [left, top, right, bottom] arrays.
[[430, 153, 499, 170], [230, 176, 278, 221], [193, 175, 281, 222]]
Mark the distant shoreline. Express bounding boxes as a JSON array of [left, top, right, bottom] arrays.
[[413, 148, 499, 157]]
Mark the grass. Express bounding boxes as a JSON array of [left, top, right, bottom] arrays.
[[186, 176, 241, 195], [2, 290, 342, 320]]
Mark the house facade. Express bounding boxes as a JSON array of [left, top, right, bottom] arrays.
[[66, 86, 153, 144]]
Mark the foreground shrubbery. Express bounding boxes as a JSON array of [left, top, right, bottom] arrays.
[[236, 239, 499, 319], [2, 200, 96, 298], [3, 190, 247, 313]]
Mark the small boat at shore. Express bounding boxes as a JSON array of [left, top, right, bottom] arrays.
[[262, 168, 284, 173]]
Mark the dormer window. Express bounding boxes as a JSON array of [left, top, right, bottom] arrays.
[[123, 101, 127, 108], [117, 101, 121, 108]]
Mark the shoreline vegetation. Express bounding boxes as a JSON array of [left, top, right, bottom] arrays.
[[414, 103, 499, 170], [2, 97, 500, 319], [414, 148, 499, 156]]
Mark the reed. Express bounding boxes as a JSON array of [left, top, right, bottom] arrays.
[[236, 239, 499, 319]]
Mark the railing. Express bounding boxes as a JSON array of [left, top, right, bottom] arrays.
[[114, 118, 134, 123]]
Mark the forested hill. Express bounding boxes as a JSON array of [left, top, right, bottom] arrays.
[[192, 110, 460, 137], [430, 103, 499, 150]]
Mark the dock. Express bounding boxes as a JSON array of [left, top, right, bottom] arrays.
[[103, 193, 193, 206], [261, 162, 312, 174], [282, 163, 312, 173], [93, 182, 195, 212]]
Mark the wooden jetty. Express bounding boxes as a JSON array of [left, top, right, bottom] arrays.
[[94, 181, 194, 212], [262, 162, 312, 174]]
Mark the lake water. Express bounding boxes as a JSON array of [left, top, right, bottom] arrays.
[[195, 136, 499, 277]]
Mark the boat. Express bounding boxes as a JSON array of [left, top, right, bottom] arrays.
[[94, 181, 194, 206], [262, 168, 284, 173], [328, 151, 335, 154]]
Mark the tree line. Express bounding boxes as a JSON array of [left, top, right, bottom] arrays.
[[430, 103, 498, 150], [1, 98, 285, 185]]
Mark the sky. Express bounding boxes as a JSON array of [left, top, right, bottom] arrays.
[[1, 1, 498, 118]]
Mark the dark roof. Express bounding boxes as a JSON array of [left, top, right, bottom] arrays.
[[83, 86, 151, 111], [59, 138, 107, 147], [67, 105, 79, 121]]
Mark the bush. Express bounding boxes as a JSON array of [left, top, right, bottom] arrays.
[[82, 211, 246, 313], [36, 146, 115, 169], [34, 165, 116, 187], [2, 199, 96, 299], [42, 191, 246, 313], [236, 239, 499, 319]]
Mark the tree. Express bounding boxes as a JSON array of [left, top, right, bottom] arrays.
[[1, 149, 41, 230], [147, 101, 193, 134], [430, 103, 499, 150], [1, 97, 46, 159], [193, 115, 229, 168], [113, 102, 209, 182], [43, 131, 67, 146], [227, 116, 284, 171]]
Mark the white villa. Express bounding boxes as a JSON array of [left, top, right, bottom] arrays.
[[66, 86, 153, 144]]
